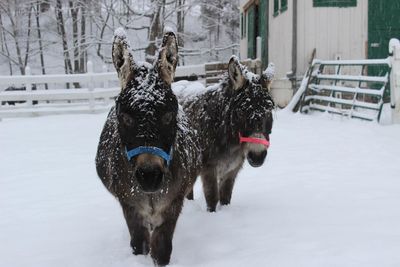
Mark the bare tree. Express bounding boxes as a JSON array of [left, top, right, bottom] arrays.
[[145, 0, 163, 63], [0, 11, 13, 74], [79, 0, 87, 73], [0, 0, 240, 77], [35, 0, 48, 89], [0, 0, 34, 74], [176, 0, 185, 65], [55, 0, 79, 88]]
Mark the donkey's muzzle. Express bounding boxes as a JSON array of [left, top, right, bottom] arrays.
[[135, 165, 164, 193], [247, 150, 267, 167]]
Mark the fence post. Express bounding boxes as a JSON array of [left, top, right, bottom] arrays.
[[256, 36, 262, 60], [25, 66, 32, 108], [87, 60, 95, 111], [389, 38, 400, 123], [102, 65, 109, 89], [102, 64, 111, 106]]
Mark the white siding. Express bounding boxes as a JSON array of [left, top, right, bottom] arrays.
[[268, 0, 293, 79], [239, 4, 248, 59], [264, 0, 368, 78], [296, 1, 368, 76]]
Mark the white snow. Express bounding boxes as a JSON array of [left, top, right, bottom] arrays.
[[163, 26, 175, 34], [174, 64, 205, 77], [172, 80, 207, 99], [1, 100, 400, 266], [389, 38, 400, 53], [114, 27, 127, 39], [263, 62, 275, 80]]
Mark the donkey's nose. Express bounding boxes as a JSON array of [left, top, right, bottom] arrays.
[[135, 165, 164, 193]]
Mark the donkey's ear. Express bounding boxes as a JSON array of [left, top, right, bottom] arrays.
[[261, 62, 275, 91], [112, 28, 135, 90], [158, 31, 178, 85], [228, 56, 245, 90]]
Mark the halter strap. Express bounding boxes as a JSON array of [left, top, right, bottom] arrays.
[[239, 133, 270, 148], [125, 146, 172, 166]]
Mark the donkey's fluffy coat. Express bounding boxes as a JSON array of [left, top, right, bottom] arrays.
[[96, 29, 200, 266], [180, 56, 275, 212]]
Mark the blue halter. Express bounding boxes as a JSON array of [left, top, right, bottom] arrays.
[[125, 146, 172, 166]]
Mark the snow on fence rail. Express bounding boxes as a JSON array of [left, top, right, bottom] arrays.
[[0, 62, 206, 119], [287, 38, 400, 124]]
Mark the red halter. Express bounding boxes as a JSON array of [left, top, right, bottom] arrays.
[[239, 133, 270, 148]]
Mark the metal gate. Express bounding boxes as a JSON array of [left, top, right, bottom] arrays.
[[299, 58, 391, 122]]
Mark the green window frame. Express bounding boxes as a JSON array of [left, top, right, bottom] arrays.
[[313, 0, 357, 7], [273, 0, 279, 16], [244, 12, 247, 37], [241, 13, 244, 39], [281, 0, 288, 12], [274, 0, 288, 17]]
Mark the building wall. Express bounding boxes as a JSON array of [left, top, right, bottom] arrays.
[[296, 1, 368, 76], [239, 1, 248, 59], [239, 0, 368, 106], [267, 0, 368, 79], [268, 0, 293, 79]]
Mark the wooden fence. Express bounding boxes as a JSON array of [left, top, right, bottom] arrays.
[[0, 62, 205, 119], [0, 59, 263, 119]]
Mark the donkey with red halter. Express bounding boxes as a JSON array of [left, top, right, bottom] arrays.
[[96, 29, 199, 266], [180, 56, 275, 212]]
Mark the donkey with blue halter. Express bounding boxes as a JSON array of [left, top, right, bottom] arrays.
[[96, 29, 200, 266], [180, 56, 275, 212]]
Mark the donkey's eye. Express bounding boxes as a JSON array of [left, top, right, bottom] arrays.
[[162, 112, 174, 125], [120, 112, 135, 127]]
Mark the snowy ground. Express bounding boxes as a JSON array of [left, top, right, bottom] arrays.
[[1, 108, 400, 267]]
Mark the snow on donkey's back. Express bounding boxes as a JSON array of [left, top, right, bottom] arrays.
[[95, 28, 200, 266]]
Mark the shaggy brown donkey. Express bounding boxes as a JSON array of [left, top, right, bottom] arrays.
[[180, 56, 275, 212], [96, 29, 200, 266]]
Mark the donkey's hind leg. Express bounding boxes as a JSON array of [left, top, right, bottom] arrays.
[[219, 167, 241, 206], [201, 168, 219, 212], [121, 203, 150, 255]]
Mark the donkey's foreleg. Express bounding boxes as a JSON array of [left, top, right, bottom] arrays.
[[186, 171, 199, 200], [186, 189, 194, 200], [150, 198, 183, 266], [201, 169, 219, 212], [121, 202, 150, 255], [219, 167, 240, 206]]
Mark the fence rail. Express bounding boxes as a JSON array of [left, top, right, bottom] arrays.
[[0, 61, 204, 119], [299, 58, 390, 122], [0, 57, 266, 120], [1, 59, 266, 119]]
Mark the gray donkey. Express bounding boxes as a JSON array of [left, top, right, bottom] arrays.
[[96, 29, 200, 266], [180, 56, 275, 212]]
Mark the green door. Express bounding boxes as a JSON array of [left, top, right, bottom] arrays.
[[247, 5, 256, 59], [368, 0, 400, 61], [258, 0, 269, 67], [368, 0, 400, 99]]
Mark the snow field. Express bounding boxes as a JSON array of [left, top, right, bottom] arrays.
[[1, 109, 400, 266]]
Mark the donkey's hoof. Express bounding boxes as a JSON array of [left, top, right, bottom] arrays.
[[220, 199, 231, 206], [152, 254, 171, 266], [207, 206, 216, 212], [131, 240, 149, 255]]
